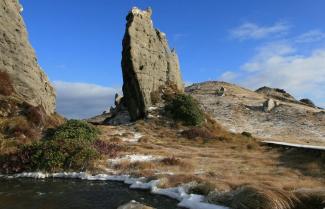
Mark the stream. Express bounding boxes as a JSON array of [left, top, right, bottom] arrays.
[[0, 178, 181, 209]]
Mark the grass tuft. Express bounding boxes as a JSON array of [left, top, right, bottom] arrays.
[[0, 71, 14, 96]]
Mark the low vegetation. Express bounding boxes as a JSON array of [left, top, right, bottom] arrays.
[[207, 185, 325, 209], [51, 119, 99, 142], [189, 182, 216, 196], [165, 93, 204, 126], [181, 127, 216, 139], [241, 131, 253, 138], [0, 71, 14, 96], [0, 120, 121, 173]]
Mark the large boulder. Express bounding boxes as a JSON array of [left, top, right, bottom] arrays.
[[0, 0, 56, 115], [121, 7, 184, 120]]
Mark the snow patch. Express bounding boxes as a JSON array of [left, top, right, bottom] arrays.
[[108, 154, 161, 165], [0, 172, 229, 209], [118, 131, 143, 143]]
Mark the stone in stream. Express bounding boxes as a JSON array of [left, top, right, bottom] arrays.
[[117, 201, 155, 209], [121, 7, 184, 120]]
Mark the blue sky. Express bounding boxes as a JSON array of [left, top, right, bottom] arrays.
[[20, 0, 325, 118]]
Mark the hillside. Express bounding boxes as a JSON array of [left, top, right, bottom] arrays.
[[187, 81, 325, 146]]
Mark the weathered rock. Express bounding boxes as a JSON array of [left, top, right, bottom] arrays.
[[263, 98, 278, 112], [0, 0, 56, 115], [115, 93, 123, 106], [121, 7, 184, 120], [117, 201, 155, 209]]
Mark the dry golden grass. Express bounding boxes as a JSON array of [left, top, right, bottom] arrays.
[[208, 185, 298, 209], [158, 174, 203, 188], [97, 115, 324, 208], [2, 116, 41, 140]]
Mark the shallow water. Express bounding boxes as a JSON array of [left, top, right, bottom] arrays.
[[0, 178, 180, 209]]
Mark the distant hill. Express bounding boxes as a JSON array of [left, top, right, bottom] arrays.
[[187, 81, 325, 145]]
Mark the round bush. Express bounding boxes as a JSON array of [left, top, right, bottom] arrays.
[[52, 120, 99, 142], [165, 94, 204, 126]]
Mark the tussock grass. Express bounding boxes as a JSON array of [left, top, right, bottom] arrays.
[[208, 185, 298, 209], [158, 174, 203, 188], [0, 71, 14, 96], [294, 188, 325, 209]]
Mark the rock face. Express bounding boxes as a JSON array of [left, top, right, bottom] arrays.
[[0, 0, 56, 115], [121, 7, 184, 120]]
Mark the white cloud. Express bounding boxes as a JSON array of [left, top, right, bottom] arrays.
[[219, 71, 238, 81], [173, 33, 187, 42], [53, 81, 121, 119], [231, 22, 290, 40], [295, 30, 325, 43], [220, 43, 325, 107]]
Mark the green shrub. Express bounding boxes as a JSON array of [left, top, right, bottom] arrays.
[[165, 94, 204, 126], [51, 120, 99, 142], [18, 139, 99, 172]]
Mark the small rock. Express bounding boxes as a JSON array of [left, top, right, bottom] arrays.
[[117, 201, 155, 209], [263, 99, 277, 112]]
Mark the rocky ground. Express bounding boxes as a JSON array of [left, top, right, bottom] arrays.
[[187, 81, 325, 146]]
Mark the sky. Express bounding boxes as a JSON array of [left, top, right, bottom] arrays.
[[20, 0, 325, 118]]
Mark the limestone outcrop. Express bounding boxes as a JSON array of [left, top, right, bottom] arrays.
[[0, 0, 56, 115], [121, 7, 184, 120]]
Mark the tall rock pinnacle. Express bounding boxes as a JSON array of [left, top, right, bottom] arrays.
[[121, 7, 184, 120], [0, 0, 56, 115]]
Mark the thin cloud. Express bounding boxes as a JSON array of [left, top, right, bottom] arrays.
[[230, 22, 290, 40], [219, 43, 325, 107], [173, 33, 188, 42], [53, 81, 121, 119], [295, 30, 325, 43]]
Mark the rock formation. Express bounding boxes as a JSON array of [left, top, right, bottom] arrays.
[[0, 0, 56, 116], [121, 7, 184, 120]]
